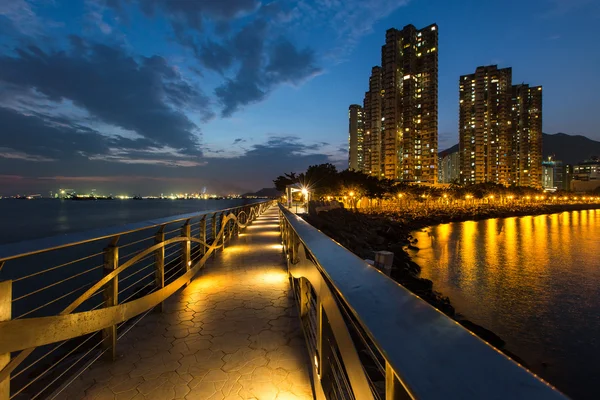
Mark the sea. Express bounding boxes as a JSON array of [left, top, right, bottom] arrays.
[[412, 209, 600, 400], [0, 198, 260, 245]]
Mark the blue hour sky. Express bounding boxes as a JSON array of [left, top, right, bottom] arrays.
[[0, 0, 598, 195]]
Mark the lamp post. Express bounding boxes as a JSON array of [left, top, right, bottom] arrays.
[[301, 187, 308, 212]]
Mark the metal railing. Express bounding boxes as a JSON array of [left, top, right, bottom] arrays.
[[0, 200, 272, 399], [279, 204, 567, 400]]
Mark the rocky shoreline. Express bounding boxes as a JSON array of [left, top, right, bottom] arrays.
[[302, 202, 600, 366]]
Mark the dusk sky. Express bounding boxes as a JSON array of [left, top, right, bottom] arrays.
[[1, 0, 598, 195]]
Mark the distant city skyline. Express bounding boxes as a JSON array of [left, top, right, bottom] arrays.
[[1, 0, 599, 195]]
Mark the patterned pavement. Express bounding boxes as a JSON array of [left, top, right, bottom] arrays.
[[56, 207, 314, 400]]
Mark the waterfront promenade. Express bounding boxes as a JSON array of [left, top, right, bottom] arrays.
[[55, 207, 314, 400]]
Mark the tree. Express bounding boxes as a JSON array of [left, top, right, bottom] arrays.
[[303, 163, 339, 197], [273, 172, 299, 193]]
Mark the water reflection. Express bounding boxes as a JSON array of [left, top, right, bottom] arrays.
[[412, 210, 600, 400]]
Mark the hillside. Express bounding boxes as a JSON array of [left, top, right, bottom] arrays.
[[438, 133, 600, 164], [242, 187, 282, 198], [542, 133, 600, 164]]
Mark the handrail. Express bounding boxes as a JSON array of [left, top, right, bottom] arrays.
[[0, 200, 272, 399], [278, 203, 567, 400]]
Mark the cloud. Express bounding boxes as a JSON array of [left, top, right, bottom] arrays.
[[0, 0, 40, 36], [266, 39, 321, 84], [0, 134, 334, 195], [0, 107, 203, 168], [0, 38, 211, 153], [541, 0, 599, 17], [103, 0, 322, 117], [212, 20, 321, 116], [233, 138, 246, 144], [139, 0, 261, 30], [0, 147, 55, 162], [287, 0, 411, 61]]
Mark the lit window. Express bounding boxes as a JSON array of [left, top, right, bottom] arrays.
[[431, 26, 436, 31]]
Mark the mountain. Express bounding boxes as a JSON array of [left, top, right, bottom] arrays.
[[242, 187, 282, 198], [438, 133, 600, 164], [438, 143, 459, 157], [542, 133, 600, 164]]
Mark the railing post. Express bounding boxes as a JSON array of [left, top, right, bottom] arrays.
[[154, 227, 165, 312], [211, 213, 217, 257], [0, 280, 11, 399], [103, 244, 118, 361], [386, 362, 409, 399], [233, 209, 239, 237], [316, 301, 323, 380], [181, 221, 191, 285], [220, 212, 226, 249], [199, 216, 207, 258]]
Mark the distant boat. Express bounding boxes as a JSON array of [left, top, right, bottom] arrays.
[[67, 195, 95, 201]]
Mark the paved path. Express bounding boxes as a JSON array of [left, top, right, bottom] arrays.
[[58, 207, 314, 400]]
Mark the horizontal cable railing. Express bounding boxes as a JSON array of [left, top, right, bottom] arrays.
[[0, 200, 272, 399], [279, 203, 567, 400]]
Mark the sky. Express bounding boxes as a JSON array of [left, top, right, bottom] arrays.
[[0, 0, 598, 196]]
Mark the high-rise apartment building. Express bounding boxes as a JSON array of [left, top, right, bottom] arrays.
[[459, 65, 542, 187], [362, 67, 383, 176], [348, 104, 364, 171], [459, 65, 512, 185], [439, 148, 460, 183], [511, 84, 542, 187], [362, 24, 438, 183]]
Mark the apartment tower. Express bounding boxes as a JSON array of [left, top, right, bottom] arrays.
[[362, 67, 383, 176], [459, 66, 512, 185], [511, 84, 543, 187], [348, 104, 364, 171], [459, 65, 542, 187], [363, 24, 438, 183]]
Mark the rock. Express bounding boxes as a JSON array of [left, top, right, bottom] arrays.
[[458, 319, 506, 348]]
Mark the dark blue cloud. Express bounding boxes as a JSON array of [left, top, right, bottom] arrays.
[[0, 38, 210, 153]]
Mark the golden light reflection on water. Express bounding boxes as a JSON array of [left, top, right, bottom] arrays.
[[412, 209, 600, 399]]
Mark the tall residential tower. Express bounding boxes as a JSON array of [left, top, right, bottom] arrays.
[[362, 67, 383, 176], [459, 65, 542, 187], [363, 23, 438, 183], [511, 84, 543, 187], [459, 66, 512, 185], [348, 104, 364, 171]]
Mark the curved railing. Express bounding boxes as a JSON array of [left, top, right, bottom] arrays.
[[0, 200, 272, 399], [278, 204, 567, 400]]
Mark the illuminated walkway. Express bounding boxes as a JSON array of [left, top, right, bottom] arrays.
[[57, 207, 314, 400]]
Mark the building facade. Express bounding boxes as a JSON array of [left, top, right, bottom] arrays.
[[541, 157, 566, 191], [439, 149, 460, 183], [348, 104, 364, 171], [362, 23, 438, 184], [511, 84, 543, 187], [459, 65, 542, 187], [459, 65, 512, 185], [572, 157, 600, 181], [362, 67, 383, 176]]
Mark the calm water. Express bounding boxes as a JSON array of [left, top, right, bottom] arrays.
[[0, 198, 259, 245], [412, 209, 600, 399]]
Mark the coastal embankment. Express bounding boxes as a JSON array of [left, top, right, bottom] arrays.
[[302, 202, 600, 363]]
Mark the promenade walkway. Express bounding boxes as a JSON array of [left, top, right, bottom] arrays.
[[57, 207, 314, 400]]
